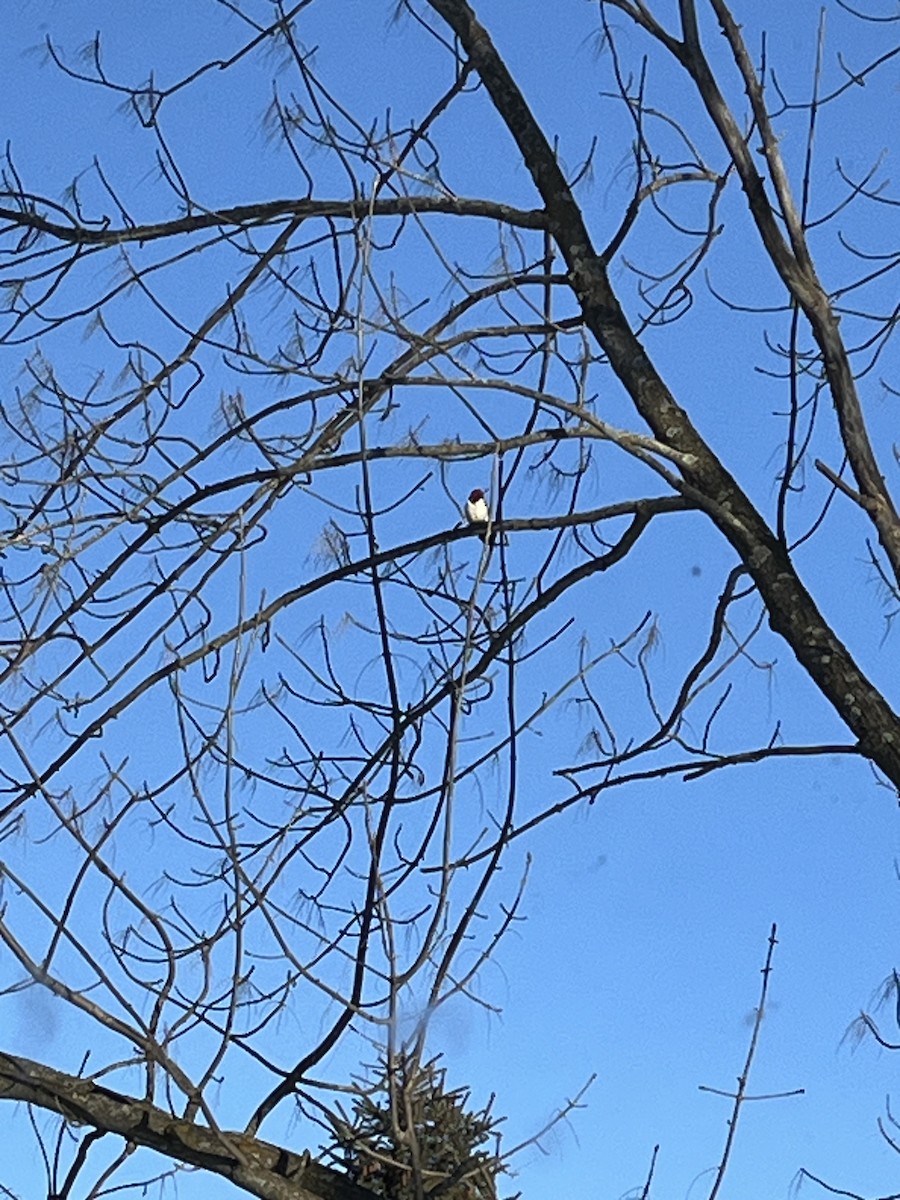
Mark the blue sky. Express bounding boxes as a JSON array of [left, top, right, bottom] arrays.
[[1, 3, 900, 1199]]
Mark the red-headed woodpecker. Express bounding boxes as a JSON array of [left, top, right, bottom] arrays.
[[464, 488, 489, 528]]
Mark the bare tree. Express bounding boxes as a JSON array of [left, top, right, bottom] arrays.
[[0, 0, 898, 1196]]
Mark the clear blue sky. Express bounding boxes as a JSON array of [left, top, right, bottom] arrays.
[[1, 3, 899, 1199]]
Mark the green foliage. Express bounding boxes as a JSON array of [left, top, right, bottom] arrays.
[[329, 1054, 503, 1200]]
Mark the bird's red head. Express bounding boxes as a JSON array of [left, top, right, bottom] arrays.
[[468, 488, 485, 502]]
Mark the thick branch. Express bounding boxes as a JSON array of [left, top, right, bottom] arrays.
[[677, 0, 900, 584], [0, 1051, 372, 1200], [0, 194, 546, 247], [425, 0, 900, 787]]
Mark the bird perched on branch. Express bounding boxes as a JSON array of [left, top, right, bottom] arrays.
[[464, 488, 489, 537]]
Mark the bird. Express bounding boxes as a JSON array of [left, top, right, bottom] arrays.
[[464, 488, 489, 531]]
